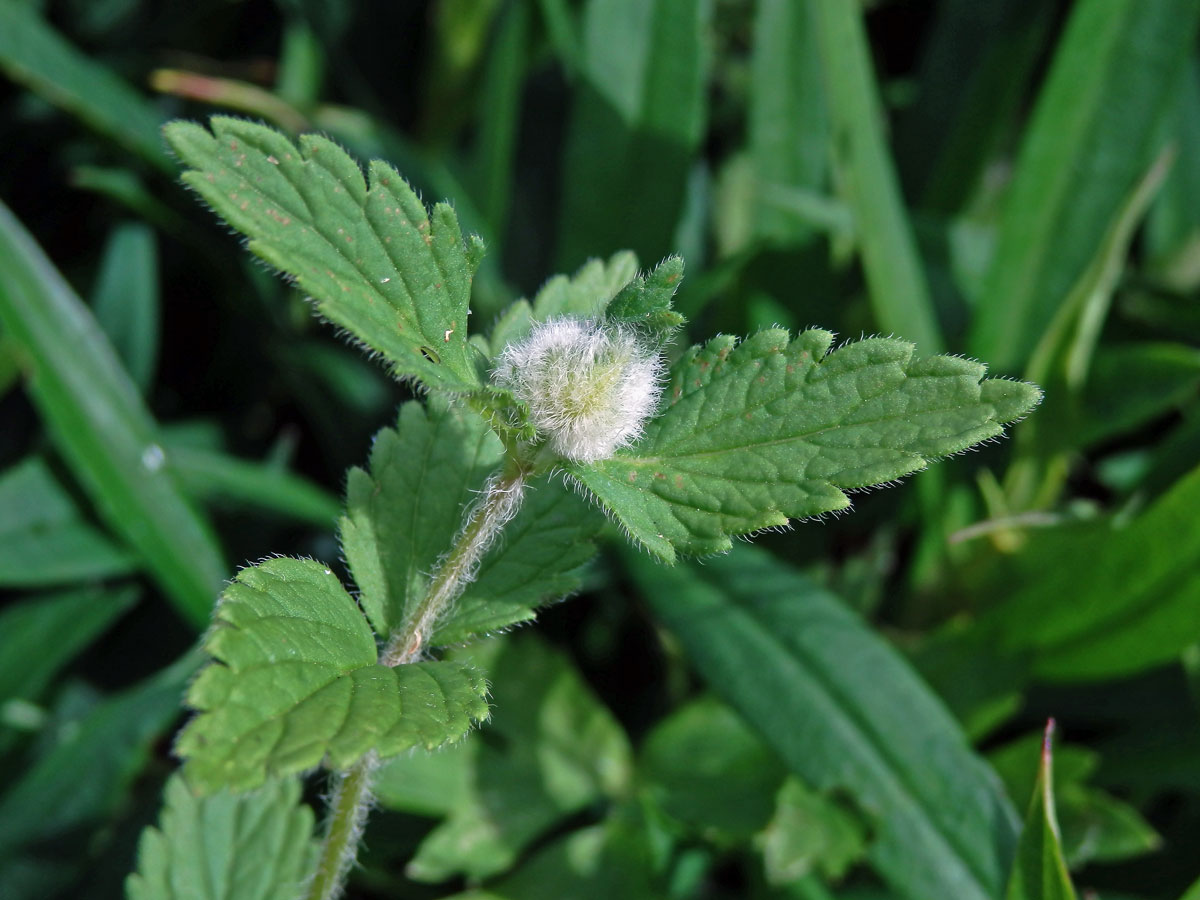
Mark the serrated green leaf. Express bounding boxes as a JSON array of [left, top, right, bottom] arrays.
[[444, 484, 602, 645], [126, 774, 317, 900], [164, 116, 485, 392], [340, 398, 602, 643], [341, 398, 501, 638], [0, 457, 136, 587], [488, 252, 642, 358], [570, 329, 1041, 561], [1004, 724, 1078, 900], [176, 557, 489, 792]]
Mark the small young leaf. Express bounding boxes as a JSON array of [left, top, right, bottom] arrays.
[[340, 398, 602, 644], [1004, 722, 1078, 900], [569, 329, 1041, 561], [164, 117, 485, 392], [176, 557, 489, 793], [603, 255, 686, 340], [126, 773, 317, 900], [487, 251, 643, 358], [531, 250, 640, 321]]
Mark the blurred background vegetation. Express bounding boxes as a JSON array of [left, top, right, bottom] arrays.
[[2, 1, 1200, 898]]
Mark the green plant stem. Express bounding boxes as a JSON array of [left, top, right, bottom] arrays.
[[304, 458, 530, 900], [381, 459, 529, 666], [304, 752, 379, 900]]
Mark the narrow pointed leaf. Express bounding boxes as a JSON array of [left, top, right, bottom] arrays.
[[176, 557, 489, 793], [340, 398, 602, 643], [0, 201, 224, 625], [0, 3, 170, 171], [90, 222, 160, 393], [1004, 722, 1078, 900], [126, 774, 317, 900], [570, 329, 1041, 561], [809, 0, 942, 351], [629, 545, 1018, 900], [164, 117, 486, 392], [969, 0, 1200, 372]]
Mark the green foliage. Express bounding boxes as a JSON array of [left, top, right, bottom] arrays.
[[176, 557, 489, 792], [0, 201, 225, 626], [0, 458, 135, 587], [341, 398, 602, 643], [381, 633, 631, 883], [573, 330, 1039, 561], [993, 463, 1200, 680], [1004, 725, 1078, 900], [4, 3, 1199, 899], [164, 117, 486, 393], [126, 774, 317, 900], [990, 732, 1160, 870], [970, 0, 1200, 371], [629, 544, 1018, 900]]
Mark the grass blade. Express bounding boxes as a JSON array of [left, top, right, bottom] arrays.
[[0, 3, 169, 171], [807, 0, 943, 352], [969, 0, 1200, 372], [0, 200, 225, 626]]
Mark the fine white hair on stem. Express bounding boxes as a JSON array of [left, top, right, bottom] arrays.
[[492, 317, 664, 463]]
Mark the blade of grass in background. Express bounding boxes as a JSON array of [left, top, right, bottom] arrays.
[[91, 222, 160, 394], [0, 201, 225, 626], [165, 444, 340, 527], [0, 586, 137, 726], [629, 546, 1018, 900], [969, 0, 1200, 373], [1004, 722, 1078, 900], [747, 0, 828, 243], [807, 0, 943, 353], [0, 649, 198, 859], [0, 457, 137, 587], [897, 0, 1053, 214], [469, 1, 529, 239], [0, 2, 170, 172], [1146, 57, 1200, 292], [557, 0, 710, 269]]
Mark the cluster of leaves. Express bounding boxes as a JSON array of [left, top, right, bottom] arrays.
[[1, 2, 1199, 900]]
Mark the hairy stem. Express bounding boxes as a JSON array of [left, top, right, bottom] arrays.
[[381, 459, 529, 666], [304, 460, 530, 899], [304, 753, 379, 900]]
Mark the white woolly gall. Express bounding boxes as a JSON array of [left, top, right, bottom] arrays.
[[493, 317, 664, 463]]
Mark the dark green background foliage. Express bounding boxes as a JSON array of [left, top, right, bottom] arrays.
[[1, 1, 1199, 898]]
